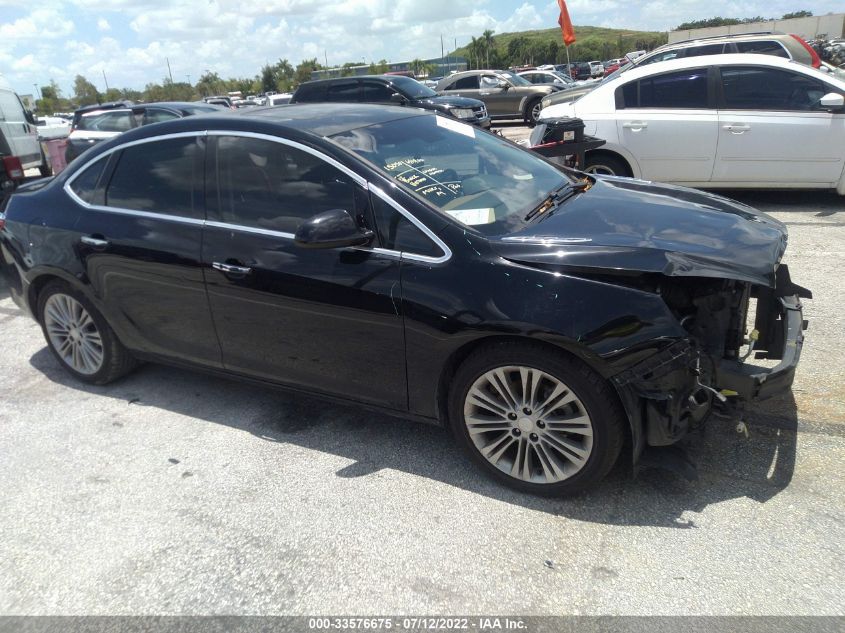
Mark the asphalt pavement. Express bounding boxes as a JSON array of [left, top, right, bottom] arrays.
[[1, 154, 843, 616]]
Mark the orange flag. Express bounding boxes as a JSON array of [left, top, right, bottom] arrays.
[[557, 0, 576, 46]]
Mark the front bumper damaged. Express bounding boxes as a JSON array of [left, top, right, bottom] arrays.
[[612, 265, 809, 456]]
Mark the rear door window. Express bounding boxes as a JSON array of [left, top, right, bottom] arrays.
[[325, 81, 361, 102], [450, 75, 479, 90], [105, 137, 203, 218], [360, 81, 395, 102], [141, 108, 180, 125], [77, 111, 133, 132], [720, 67, 830, 111]]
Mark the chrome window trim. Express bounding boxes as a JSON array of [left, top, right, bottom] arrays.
[[63, 129, 450, 264], [204, 220, 295, 240], [368, 184, 452, 265]]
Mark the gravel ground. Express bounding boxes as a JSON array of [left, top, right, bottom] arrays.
[[1, 154, 843, 616]]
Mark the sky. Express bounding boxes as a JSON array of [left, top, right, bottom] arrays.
[[1, 0, 843, 97]]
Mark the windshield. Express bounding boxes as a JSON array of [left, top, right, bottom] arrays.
[[331, 114, 572, 236], [498, 70, 532, 86], [551, 71, 574, 84], [389, 75, 438, 99]]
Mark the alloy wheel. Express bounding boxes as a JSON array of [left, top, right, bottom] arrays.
[[583, 164, 617, 176], [530, 101, 543, 123], [463, 365, 594, 484], [43, 293, 105, 375]]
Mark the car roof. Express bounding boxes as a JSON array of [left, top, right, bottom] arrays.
[[240, 103, 428, 135], [615, 53, 843, 86]]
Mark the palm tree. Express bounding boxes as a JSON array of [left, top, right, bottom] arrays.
[[482, 29, 495, 68], [468, 37, 481, 69]]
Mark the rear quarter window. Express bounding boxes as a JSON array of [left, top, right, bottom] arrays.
[[736, 41, 790, 58], [69, 156, 109, 204]]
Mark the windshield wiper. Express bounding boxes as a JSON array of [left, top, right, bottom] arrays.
[[524, 179, 590, 222]]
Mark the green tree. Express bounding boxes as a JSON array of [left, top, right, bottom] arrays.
[[295, 58, 323, 85], [408, 58, 435, 77], [73, 75, 100, 106], [196, 71, 224, 97], [782, 10, 812, 19], [260, 65, 276, 93], [482, 29, 495, 68]]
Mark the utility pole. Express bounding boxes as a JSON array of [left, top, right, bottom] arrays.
[[33, 83, 40, 99], [102, 69, 109, 92]]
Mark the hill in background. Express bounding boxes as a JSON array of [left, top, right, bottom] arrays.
[[450, 26, 668, 69]]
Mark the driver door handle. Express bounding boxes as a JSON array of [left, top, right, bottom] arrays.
[[723, 124, 751, 133], [80, 235, 109, 250], [622, 121, 647, 129], [212, 262, 252, 276]]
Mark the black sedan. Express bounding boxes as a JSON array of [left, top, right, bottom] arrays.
[[0, 104, 809, 495]]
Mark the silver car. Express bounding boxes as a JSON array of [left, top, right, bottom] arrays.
[[436, 70, 558, 124]]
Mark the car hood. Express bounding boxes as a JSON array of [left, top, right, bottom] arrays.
[[491, 177, 788, 287], [414, 95, 485, 108], [541, 84, 597, 108]]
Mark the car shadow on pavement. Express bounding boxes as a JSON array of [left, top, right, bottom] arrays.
[[30, 347, 798, 528], [717, 190, 843, 217]]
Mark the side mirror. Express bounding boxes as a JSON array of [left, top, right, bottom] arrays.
[[390, 93, 407, 104], [24, 110, 37, 125], [294, 209, 374, 249], [497, 80, 510, 90], [820, 92, 845, 112]]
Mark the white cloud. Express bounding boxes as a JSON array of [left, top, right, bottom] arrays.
[[96, 17, 110, 31], [0, 9, 74, 41]]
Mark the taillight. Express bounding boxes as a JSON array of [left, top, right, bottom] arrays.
[[791, 34, 821, 68], [2, 156, 24, 180], [0, 214, 5, 231]]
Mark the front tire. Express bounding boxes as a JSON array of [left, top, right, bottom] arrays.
[[524, 98, 543, 126], [38, 280, 137, 385], [448, 342, 625, 496], [583, 153, 629, 177]]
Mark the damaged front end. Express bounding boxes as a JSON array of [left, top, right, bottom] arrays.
[[612, 265, 811, 457]]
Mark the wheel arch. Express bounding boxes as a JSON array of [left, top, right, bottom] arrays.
[[26, 268, 92, 323], [435, 333, 624, 426], [584, 145, 639, 178]]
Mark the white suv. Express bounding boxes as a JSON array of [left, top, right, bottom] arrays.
[[540, 54, 845, 194]]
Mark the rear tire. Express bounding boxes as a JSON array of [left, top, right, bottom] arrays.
[[583, 153, 629, 177], [448, 341, 625, 496], [38, 280, 137, 385]]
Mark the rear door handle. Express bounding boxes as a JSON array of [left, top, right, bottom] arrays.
[[622, 121, 647, 129], [723, 124, 750, 133], [80, 235, 109, 250], [212, 261, 252, 276]]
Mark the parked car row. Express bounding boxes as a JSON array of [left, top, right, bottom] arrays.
[[290, 75, 491, 128]]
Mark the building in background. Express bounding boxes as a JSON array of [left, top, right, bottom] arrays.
[[669, 12, 844, 43]]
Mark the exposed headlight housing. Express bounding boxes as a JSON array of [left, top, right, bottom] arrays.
[[541, 97, 552, 109], [451, 108, 474, 120]]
